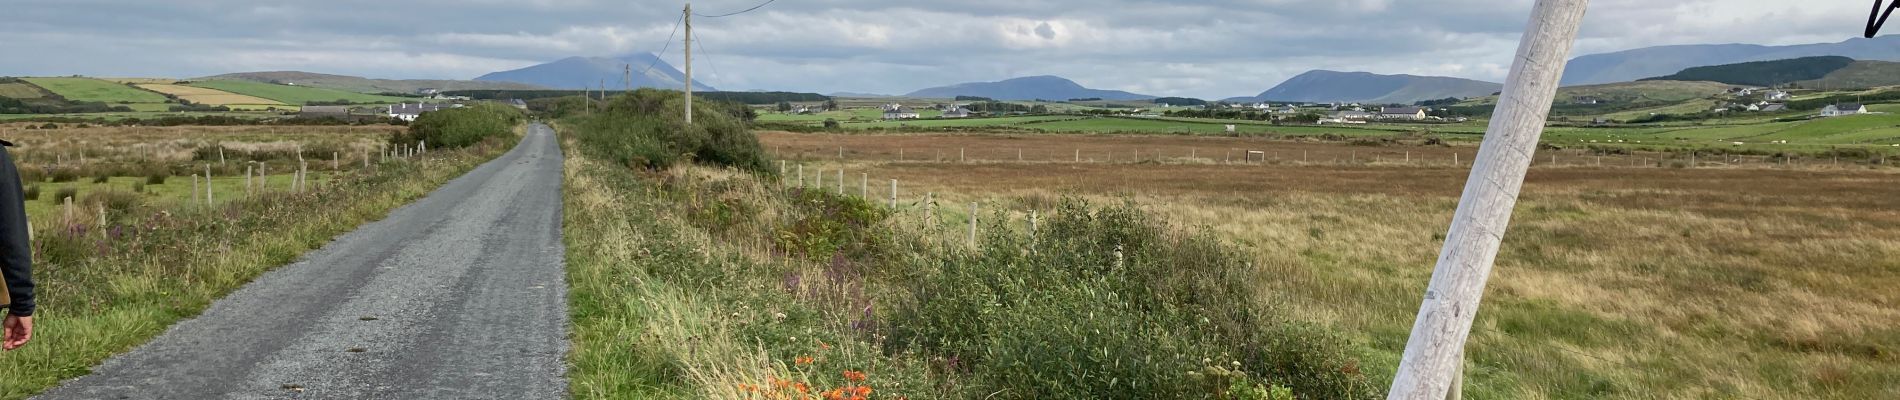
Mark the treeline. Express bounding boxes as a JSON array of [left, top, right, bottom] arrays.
[[1640, 56, 1855, 87], [0, 97, 134, 114], [444, 89, 827, 104], [1153, 97, 1208, 106]]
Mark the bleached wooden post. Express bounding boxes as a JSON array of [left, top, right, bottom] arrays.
[[1076, 149, 1081, 163], [332, 152, 339, 170], [245, 165, 253, 194], [860, 173, 868, 198], [779, 160, 787, 185], [960, 148, 965, 163], [968, 202, 978, 248], [1388, 1, 1587, 399], [797, 164, 805, 188], [204, 164, 213, 205], [192, 174, 201, 205], [218, 146, 226, 165], [63, 196, 73, 223], [1018, 148, 1023, 162], [889, 179, 898, 208], [1028, 210, 1038, 245], [836, 169, 845, 195]]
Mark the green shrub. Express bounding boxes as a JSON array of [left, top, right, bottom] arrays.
[[145, 173, 166, 185], [23, 185, 38, 201], [49, 168, 78, 183], [91, 175, 109, 184], [83, 190, 143, 216], [52, 187, 77, 203], [394, 103, 524, 149], [883, 199, 1378, 399], [565, 89, 769, 172]]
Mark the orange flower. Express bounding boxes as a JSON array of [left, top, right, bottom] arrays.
[[822, 388, 845, 400], [818, 340, 833, 351], [794, 382, 810, 394], [841, 370, 866, 382], [795, 356, 815, 365], [854, 386, 872, 397]]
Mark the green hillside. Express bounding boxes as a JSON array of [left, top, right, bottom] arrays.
[[187, 80, 415, 105], [1641, 56, 1855, 87], [22, 77, 169, 103], [1794, 60, 1900, 89], [199, 71, 544, 94]]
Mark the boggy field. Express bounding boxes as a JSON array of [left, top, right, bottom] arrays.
[[759, 131, 1900, 399]]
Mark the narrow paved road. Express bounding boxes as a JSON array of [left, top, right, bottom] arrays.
[[39, 124, 569, 400]]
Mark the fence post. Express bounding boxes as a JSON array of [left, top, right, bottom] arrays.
[[192, 174, 201, 205], [332, 152, 339, 170], [1077, 148, 1081, 163], [1388, 0, 1587, 398], [889, 179, 898, 209], [204, 164, 213, 205], [64, 196, 73, 224], [1028, 210, 1038, 245], [779, 160, 787, 185], [218, 146, 226, 165], [797, 164, 805, 188], [860, 173, 868, 198], [960, 148, 965, 163], [837, 169, 845, 195], [245, 165, 253, 195], [968, 202, 978, 249]]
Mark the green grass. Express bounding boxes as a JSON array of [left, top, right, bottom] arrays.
[[0, 111, 279, 121], [188, 80, 413, 106], [21, 77, 168, 104], [22, 173, 332, 222], [0, 83, 50, 99]]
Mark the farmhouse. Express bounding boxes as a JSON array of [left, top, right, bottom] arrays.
[[1759, 103, 1786, 112], [941, 106, 972, 118], [1331, 110, 1374, 121], [1821, 103, 1867, 117], [1762, 90, 1791, 101], [387, 103, 457, 122], [882, 104, 919, 120], [1378, 106, 1427, 120]]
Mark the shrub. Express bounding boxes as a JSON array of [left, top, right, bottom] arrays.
[[393, 103, 525, 149], [23, 185, 38, 201], [83, 190, 144, 216], [565, 88, 769, 172], [884, 200, 1378, 399], [49, 168, 78, 183], [52, 187, 77, 203], [92, 175, 110, 184], [145, 173, 167, 185]]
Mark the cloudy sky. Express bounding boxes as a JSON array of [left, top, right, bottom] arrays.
[[0, 0, 1879, 98]]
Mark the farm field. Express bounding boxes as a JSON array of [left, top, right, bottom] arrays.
[[21, 77, 169, 104], [134, 84, 285, 108], [0, 111, 280, 121], [757, 131, 1900, 399], [0, 83, 52, 99], [187, 79, 415, 105]]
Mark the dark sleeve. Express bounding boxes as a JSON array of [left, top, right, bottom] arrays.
[[0, 148, 32, 317]]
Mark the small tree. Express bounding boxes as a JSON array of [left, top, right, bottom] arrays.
[[776, 101, 793, 113]]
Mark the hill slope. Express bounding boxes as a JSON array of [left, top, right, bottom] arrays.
[[186, 80, 417, 105], [474, 54, 714, 91], [201, 71, 545, 94], [1795, 60, 1900, 89], [1248, 70, 1501, 104], [1640, 56, 1857, 87], [903, 76, 1154, 101], [1561, 35, 1900, 85]]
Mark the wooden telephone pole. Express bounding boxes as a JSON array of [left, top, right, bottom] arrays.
[[1386, 1, 1588, 399], [683, 2, 694, 125]]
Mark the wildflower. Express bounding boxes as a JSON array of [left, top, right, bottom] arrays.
[[795, 356, 815, 365], [841, 370, 866, 382], [818, 340, 832, 351], [854, 386, 872, 397]]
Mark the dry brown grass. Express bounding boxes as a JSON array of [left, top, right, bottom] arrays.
[[760, 131, 1900, 399], [134, 84, 283, 106]]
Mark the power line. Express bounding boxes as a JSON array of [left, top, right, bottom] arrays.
[[691, 35, 721, 87], [692, 0, 776, 18], [637, 13, 686, 81]]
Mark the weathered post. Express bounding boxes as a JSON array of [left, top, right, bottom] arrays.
[[1388, 1, 1588, 399], [779, 160, 787, 185], [968, 202, 978, 248], [192, 174, 201, 205], [245, 165, 253, 194], [204, 164, 213, 205], [860, 173, 868, 198], [64, 196, 73, 223], [960, 148, 965, 163], [889, 179, 898, 209], [332, 152, 339, 170], [837, 169, 845, 194], [797, 164, 805, 188], [218, 146, 226, 165]]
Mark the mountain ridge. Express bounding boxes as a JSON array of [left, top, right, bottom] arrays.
[[1561, 35, 1900, 86], [904, 76, 1154, 101], [1239, 70, 1501, 104], [474, 54, 715, 92], [198, 71, 546, 94]]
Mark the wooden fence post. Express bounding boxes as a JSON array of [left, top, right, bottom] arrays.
[[889, 179, 898, 209], [1387, 1, 1587, 399], [968, 202, 978, 248], [836, 169, 845, 195], [960, 148, 965, 163], [797, 164, 805, 188], [204, 164, 213, 205], [192, 174, 200, 205], [860, 173, 868, 198]]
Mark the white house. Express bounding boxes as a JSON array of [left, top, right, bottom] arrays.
[[388, 103, 459, 122], [1762, 90, 1791, 101], [1378, 106, 1428, 120], [1821, 103, 1868, 117], [882, 104, 920, 120], [941, 106, 972, 118]]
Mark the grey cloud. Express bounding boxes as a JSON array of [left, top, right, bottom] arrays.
[[0, 0, 1878, 98]]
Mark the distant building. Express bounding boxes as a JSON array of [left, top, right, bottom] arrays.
[[417, 88, 441, 96], [941, 106, 971, 118], [1275, 105, 1301, 114], [509, 99, 528, 110], [1378, 106, 1428, 120], [298, 106, 351, 119], [1759, 103, 1786, 112], [882, 104, 919, 120], [1821, 103, 1867, 117], [1762, 90, 1791, 101], [388, 103, 458, 122], [1331, 110, 1375, 121]]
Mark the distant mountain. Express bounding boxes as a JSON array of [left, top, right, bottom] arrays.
[[1641, 56, 1857, 87], [475, 54, 715, 91], [1561, 35, 1900, 86], [1794, 60, 1900, 89], [829, 92, 892, 98], [904, 76, 1154, 101], [1243, 70, 1501, 104], [199, 71, 546, 94]]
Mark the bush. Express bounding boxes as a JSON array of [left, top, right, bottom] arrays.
[[92, 175, 110, 184], [83, 190, 144, 217], [145, 173, 167, 185], [393, 103, 525, 149], [49, 169, 78, 183], [566, 89, 769, 172], [23, 185, 38, 201], [51, 187, 78, 203], [884, 200, 1378, 399]]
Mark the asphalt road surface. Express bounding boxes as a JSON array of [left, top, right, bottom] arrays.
[[38, 124, 569, 400]]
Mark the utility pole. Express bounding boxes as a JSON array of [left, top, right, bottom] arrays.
[[624, 64, 632, 91], [684, 1, 694, 125], [1386, 1, 1588, 399]]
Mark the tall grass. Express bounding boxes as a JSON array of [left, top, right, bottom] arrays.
[[560, 111, 1374, 398]]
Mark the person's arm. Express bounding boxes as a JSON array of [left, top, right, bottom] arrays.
[[0, 147, 33, 318]]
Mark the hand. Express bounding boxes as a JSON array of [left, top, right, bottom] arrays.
[[3, 314, 30, 351]]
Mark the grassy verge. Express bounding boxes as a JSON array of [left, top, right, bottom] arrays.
[[0, 128, 521, 399], [560, 91, 1376, 399]]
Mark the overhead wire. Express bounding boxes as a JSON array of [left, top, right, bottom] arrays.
[[692, 0, 777, 18]]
